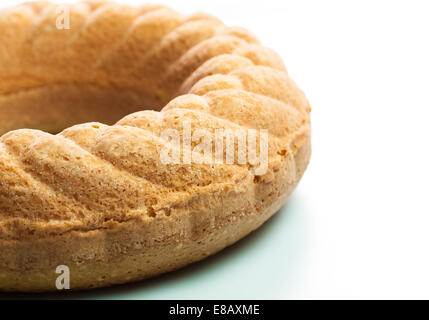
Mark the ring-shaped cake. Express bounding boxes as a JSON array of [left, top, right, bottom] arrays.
[[0, 0, 311, 291]]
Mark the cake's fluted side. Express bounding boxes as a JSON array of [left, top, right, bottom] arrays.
[[0, 1, 285, 101]]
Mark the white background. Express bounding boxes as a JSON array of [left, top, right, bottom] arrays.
[[1, 0, 429, 299]]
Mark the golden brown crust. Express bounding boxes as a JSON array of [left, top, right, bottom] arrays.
[[0, 1, 311, 291]]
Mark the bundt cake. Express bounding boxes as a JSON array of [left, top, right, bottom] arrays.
[[0, 0, 311, 291]]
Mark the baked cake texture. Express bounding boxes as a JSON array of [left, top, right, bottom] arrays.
[[0, 0, 311, 291]]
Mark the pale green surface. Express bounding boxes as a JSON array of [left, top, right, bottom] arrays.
[[1, 190, 310, 300]]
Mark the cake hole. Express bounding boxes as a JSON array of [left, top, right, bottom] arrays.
[[0, 84, 169, 135]]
